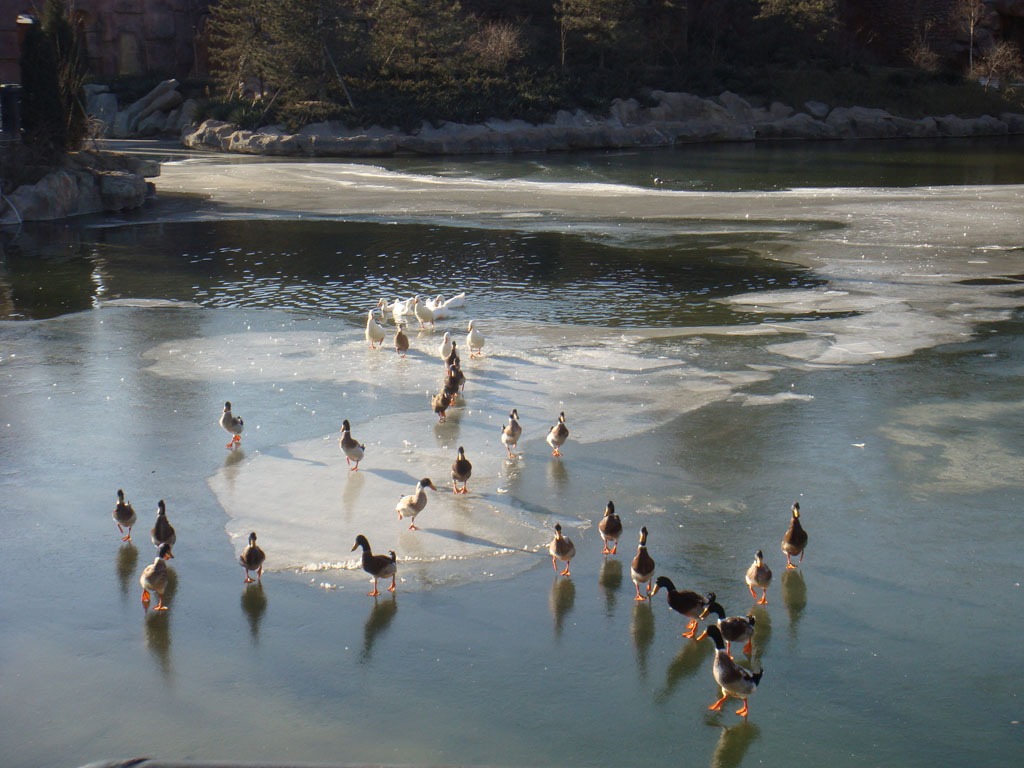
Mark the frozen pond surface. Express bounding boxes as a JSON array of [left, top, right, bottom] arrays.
[[2, 142, 1024, 767]]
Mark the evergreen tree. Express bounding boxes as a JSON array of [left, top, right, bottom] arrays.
[[368, 0, 470, 79], [207, 0, 276, 99], [554, 0, 633, 72]]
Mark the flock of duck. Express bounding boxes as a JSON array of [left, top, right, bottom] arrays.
[[111, 291, 811, 720]]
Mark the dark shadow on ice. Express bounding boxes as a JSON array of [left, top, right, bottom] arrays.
[[655, 637, 712, 704], [363, 467, 421, 485], [426, 527, 536, 554], [258, 444, 327, 466]]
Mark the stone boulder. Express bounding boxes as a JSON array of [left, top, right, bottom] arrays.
[[804, 101, 830, 119], [183, 119, 237, 150], [98, 171, 148, 211], [1000, 112, 1024, 132], [933, 114, 1008, 137], [753, 112, 837, 140]]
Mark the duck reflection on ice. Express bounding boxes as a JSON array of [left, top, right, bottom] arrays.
[[707, 719, 761, 768], [549, 576, 576, 639], [241, 582, 268, 643], [115, 542, 138, 598], [144, 567, 177, 681], [630, 601, 654, 678], [782, 568, 807, 639], [599, 557, 622, 616], [747, 605, 771, 668], [361, 593, 397, 663]]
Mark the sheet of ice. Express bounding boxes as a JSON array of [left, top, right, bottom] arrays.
[[210, 410, 587, 590]]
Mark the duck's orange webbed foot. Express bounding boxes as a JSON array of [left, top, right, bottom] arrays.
[[708, 694, 728, 712], [735, 700, 749, 717]]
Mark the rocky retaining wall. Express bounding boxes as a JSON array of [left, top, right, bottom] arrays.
[[181, 90, 1024, 157], [0, 150, 159, 225]]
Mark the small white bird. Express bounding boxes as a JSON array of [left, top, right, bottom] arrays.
[[396, 477, 437, 530], [546, 411, 569, 457], [375, 298, 390, 323], [467, 320, 485, 357], [500, 408, 522, 457], [365, 309, 386, 348], [339, 419, 365, 470], [439, 331, 453, 361], [413, 296, 435, 330], [220, 401, 244, 449]]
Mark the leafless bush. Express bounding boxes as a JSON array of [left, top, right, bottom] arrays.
[[467, 20, 524, 73]]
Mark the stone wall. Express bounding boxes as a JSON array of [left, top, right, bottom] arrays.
[[0, 0, 210, 82]]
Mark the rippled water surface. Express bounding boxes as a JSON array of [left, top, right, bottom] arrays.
[[1, 140, 1023, 768]]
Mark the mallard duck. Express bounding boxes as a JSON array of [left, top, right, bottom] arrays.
[[365, 309, 386, 349], [351, 534, 397, 596], [781, 501, 808, 569], [413, 296, 435, 329], [140, 542, 173, 610], [431, 387, 455, 422], [651, 576, 713, 638], [546, 411, 569, 457], [339, 419, 365, 471], [745, 550, 772, 605], [466, 319, 485, 357], [548, 522, 575, 576], [445, 341, 460, 370], [394, 322, 410, 357], [704, 624, 763, 718], [439, 331, 453, 361], [150, 500, 176, 558], [599, 500, 623, 555], [240, 531, 266, 583], [443, 363, 465, 395], [500, 408, 522, 457], [113, 488, 137, 542], [451, 446, 472, 494], [630, 526, 656, 600], [396, 477, 437, 530], [220, 401, 244, 449], [697, 600, 755, 658]]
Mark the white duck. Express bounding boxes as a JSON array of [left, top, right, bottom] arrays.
[[396, 477, 437, 530], [438, 332, 453, 361], [441, 291, 466, 309], [413, 296, 435, 330], [426, 295, 450, 319], [365, 310, 386, 348], [467, 320, 485, 357], [390, 297, 414, 324]]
